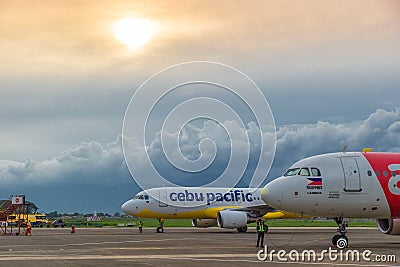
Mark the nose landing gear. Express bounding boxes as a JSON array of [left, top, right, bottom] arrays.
[[236, 226, 248, 233], [156, 218, 164, 233], [332, 217, 349, 249]]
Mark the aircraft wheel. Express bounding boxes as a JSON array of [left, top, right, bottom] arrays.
[[156, 227, 164, 233], [237, 226, 248, 233], [332, 234, 341, 246], [335, 235, 348, 249]]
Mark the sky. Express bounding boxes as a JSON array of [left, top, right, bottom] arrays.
[[1, 0, 400, 213]]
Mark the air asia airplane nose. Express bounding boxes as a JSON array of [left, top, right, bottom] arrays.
[[121, 199, 135, 215], [261, 178, 284, 209]]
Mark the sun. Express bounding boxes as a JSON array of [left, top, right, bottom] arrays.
[[112, 18, 157, 50]]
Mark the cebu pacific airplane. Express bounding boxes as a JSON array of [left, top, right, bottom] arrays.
[[121, 187, 301, 233]]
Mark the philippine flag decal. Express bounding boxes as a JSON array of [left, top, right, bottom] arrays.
[[307, 178, 322, 186], [307, 178, 323, 190]]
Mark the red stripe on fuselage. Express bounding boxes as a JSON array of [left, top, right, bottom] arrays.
[[362, 152, 400, 218]]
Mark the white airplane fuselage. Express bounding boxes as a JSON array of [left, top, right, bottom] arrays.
[[262, 152, 396, 218], [121, 187, 301, 231], [122, 187, 265, 219], [262, 152, 400, 246]]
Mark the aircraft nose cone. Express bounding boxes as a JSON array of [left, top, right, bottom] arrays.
[[261, 179, 283, 209], [121, 199, 135, 215]]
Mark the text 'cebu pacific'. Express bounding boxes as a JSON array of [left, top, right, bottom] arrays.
[[169, 189, 254, 205]]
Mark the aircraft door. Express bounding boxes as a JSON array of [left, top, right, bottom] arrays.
[[159, 190, 168, 207], [340, 157, 362, 192]]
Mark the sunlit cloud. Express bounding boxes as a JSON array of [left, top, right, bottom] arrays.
[[112, 18, 158, 50]]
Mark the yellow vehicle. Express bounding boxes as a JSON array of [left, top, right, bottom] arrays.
[[7, 213, 48, 227]]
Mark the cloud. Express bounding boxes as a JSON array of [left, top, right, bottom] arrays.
[[126, 119, 272, 188], [1, 108, 400, 212], [0, 137, 133, 213], [119, 106, 396, 185], [1, 0, 399, 78], [271, 108, 400, 177], [1, 137, 128, 186]]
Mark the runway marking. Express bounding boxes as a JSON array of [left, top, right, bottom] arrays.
[[0, 254, 396, 266], [0, 228, 396, 266], [160, 257, 397, 267], [58, 238, 195, 247], [0, 238, 195, 249], [164, 257, 397, 267], [0, 254, 255, 261]]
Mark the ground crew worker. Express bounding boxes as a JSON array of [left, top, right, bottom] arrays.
[[256, 220, 267, 247], [26, 221, 32, 236], [138, 220, 143, 233]]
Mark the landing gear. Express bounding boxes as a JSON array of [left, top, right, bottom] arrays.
[[156, 218, 164, 233], [236, 226, 248, 233], [332, 217, 349, 249], [332, 234, 348, 249]]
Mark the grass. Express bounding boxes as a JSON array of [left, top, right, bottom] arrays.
[[62, 217, 377, 228]]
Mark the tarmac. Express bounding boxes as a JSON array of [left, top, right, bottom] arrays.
[[0, 227, 399, 266]]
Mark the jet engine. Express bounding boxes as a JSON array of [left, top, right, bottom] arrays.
[[377, 219, 400, 235], [191, 219, 217, 228], [217, 210, 255, 228]]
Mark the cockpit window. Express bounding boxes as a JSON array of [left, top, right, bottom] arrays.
[[299, 168, 310, 176], [284, 167, 320, 177], [310, 168, 321, 176], [284, 168, 300, 176], [133, 194, 149, 200]]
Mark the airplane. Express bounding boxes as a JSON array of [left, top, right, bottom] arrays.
[[121, 187, 302, 233], [262, 150, 400, 248]]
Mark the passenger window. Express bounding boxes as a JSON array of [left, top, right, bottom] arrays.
[[138, 195, 144, 200], [383, 171, 389, 177], [375, 170, 380, 177], [299, 168, 310, 176], [310, 168, 321, 176]]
